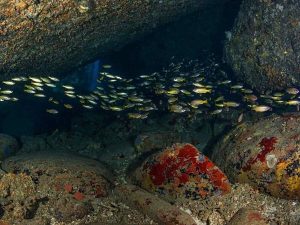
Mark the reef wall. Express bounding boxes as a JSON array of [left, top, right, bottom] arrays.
[[225, 0, 300, 93], [0, 0, 217, 79]]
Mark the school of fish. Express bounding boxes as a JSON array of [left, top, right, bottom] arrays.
[[0, 58, 299, 119]]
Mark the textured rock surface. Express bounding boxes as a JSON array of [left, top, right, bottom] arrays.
[[115, 184, 199, 225], [0, 134, 19, 161], [227, 208, 268, 225], [224, 0, 300, 93], [0, 173, 38, 221], [212, 113, 300, 200], [133, 143, 231, 201], [1, 152, 113, 223], [0, 0, 209, 78], [134, 131, 183, 154]]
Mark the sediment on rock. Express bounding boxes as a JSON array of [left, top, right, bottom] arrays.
[[115, 184, 199, 225]]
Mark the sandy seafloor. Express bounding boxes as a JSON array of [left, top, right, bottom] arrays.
[[0, 111, 300, 225]]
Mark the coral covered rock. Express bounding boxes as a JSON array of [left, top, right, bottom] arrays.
[[133, 143, 231, 200], [212, 113, 300, 200]]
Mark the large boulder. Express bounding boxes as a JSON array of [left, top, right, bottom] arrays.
[[212, 113, 300, 200], [224, 0, 300, 93], [1, 151, 113, 223], [133, 143, 231, 201], [0, 0, 211, 78]]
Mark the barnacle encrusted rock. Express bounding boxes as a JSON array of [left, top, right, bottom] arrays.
[[212, 113, 300, 200], [224, 0, 300, 93], [0, 0, 209, 78]]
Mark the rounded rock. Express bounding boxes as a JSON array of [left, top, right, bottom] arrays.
[[212, 113, 300, 200], [0, 134, 20, 160], [227, 208, 268, 225], [2, 151, 114, 222], [133, 143, 231, 201]]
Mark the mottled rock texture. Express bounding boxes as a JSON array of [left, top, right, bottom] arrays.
[[224, 0, 300, 93], [0, 133, 19, 160], [227, 208, 268, 225], [115, 184, 198, 225], [212, 113, 300, 200], [0, 0, 209, 78], [1, 151, 113, 223]]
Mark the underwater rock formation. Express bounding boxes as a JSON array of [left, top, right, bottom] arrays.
[[115, 184, 199, 225], [212, 113, 300, 200], [133, 122, 220, 156], [0, 173, 38, 221], [1, 152, 113, 223], [224, 0, 300, 93], [107, 0, 241, 75], [133, 143, 231, 201], [0, 0, 206, 78], [227, 208, 268, 225], [134, 132, 183, 154], [0, 134, 19, 160]]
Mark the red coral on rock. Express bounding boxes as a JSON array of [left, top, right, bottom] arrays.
[[64, 184, 73, 193], [73, 191, 85, 201], [135, 143, 231, 200], [243, 137, 277, 171]]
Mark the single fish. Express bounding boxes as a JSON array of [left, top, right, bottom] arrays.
[[46, 109, 59, 114], [64, 104, 73, 109], [2, 81, 15, 85], [48, 76, 60, 82], [24, 89, 36, 94], [29, 77, 42, 83], [34, 93, 46, 98], [1, 90, 13, 94], [62, 85, 75, 90], [193, 88, 212, 94], [252, 105, 271, 112]]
